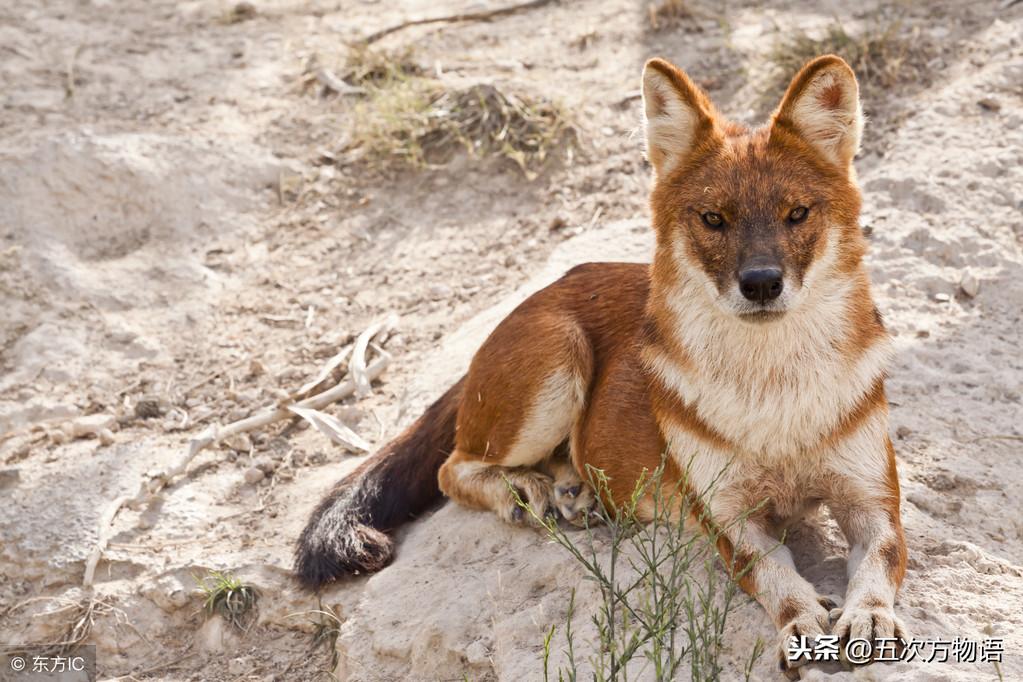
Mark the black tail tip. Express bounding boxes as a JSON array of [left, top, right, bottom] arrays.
[[294, 523, 395, 591]]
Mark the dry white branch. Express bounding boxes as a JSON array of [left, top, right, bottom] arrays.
[[287, 404, 370, 452], [351, 315, 397, 398], [316, 68, 366, 95], [83, 494, 132, 587], [82, 341, 393, 587], [295, 343, 353, 398]]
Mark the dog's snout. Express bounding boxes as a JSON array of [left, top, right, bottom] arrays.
[[739, 267, 783, 303]]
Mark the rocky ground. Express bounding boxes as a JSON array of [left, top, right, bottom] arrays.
[[1, 0, 1021, 680]]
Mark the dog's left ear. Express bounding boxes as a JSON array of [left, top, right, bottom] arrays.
[[772, 55, 863, 169], [642, 58, 719, 178]]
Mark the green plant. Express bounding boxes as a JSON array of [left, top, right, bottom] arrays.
[[195, 570, 258, 631], [519, 458, 764, 681]]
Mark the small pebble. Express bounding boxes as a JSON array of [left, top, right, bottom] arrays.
[[225, 433, 253, 452], [134, 397, 163, 419], [428, 283, 453, 300], [959, 272, 980, 298], [934, 292, 951, 303], [227, 657, 248, 676], [98, 429, 115, 446], [977, 97, 1001, 112], [243, 467, 265, 485], [254, 457, 276, 473], [69, 414, 117, 438]]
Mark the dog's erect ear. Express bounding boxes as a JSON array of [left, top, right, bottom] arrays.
[[772, 55, 863, 169], [642, 58, 717, 178]]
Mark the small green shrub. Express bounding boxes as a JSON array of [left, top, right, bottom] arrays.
[[195, 570, 258, 632], [517, 459, 765, 681]]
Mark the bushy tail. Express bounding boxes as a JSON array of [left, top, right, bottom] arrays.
[[294, 378, 464, 590]]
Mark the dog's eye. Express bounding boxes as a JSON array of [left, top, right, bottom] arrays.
[[788, 206, 809, 224], [701, 212, 724, 229]]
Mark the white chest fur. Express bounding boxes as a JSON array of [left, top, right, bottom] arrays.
[[647, 276, 892, 461]]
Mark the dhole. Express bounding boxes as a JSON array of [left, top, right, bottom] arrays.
[[296, 55, 907, 676]]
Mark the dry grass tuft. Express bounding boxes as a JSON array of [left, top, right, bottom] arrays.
[[5, 595, 127, 657], [349, 79, 574, 178], [763, 22, 932, 109], [289, 602, 344, 672], [220, 2, 257, 25], [342, 44, 422, 86], [647, 0, 700, 31]]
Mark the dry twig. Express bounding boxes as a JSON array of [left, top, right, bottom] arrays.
[[315, 68, 366, 95], [8, 596, 124, 656], [287, 404, 371, 452], [296, 344, 353, 398], [964, 434, 1023, 443], [351, 315, 396, 397], [364, 0, 557, 44], [65, 46, 84, 99]]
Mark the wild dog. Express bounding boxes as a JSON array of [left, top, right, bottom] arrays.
[[296, 55, 907, 676]]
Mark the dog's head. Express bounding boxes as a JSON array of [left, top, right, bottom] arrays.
[[643, 55, 866, 322]]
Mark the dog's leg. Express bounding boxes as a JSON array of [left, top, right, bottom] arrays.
[[439, 450, 560, 524], [716, 520, 834, 678], [827, 430, 908, 653], [669, 437, 833, 677], [438, 314, 594, 525]]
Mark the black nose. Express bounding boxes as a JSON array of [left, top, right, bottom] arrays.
[[739, 267, 784, 303]]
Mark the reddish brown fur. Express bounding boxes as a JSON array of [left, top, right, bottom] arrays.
[[777, 597, 802, 626], [651, 125, 859, 292], [821, 377, 887, 451], [819, 81, 844, 110], [883, 439, 908, 586]]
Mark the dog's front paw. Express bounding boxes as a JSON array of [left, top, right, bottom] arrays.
[[501, 470, 556, 526], [553, 480, 597, 526], [777, 601, 831, 680], [831, 597, 907, 662]]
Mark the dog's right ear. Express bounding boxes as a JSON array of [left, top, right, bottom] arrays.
[[642, 58, 718, 178], [771, 55, 863, 170]]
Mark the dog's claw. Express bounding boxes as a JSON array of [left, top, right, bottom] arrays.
[[556, 484, 581, 499], [818, 595, 840, 611]]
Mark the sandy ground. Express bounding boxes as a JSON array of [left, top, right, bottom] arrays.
[[1, 0, 1021, 680]]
